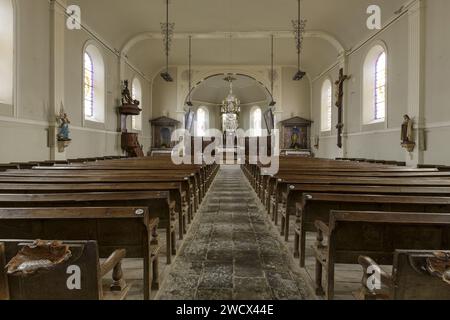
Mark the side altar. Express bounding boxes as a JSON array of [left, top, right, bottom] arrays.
[[279, 116, 313, 156]]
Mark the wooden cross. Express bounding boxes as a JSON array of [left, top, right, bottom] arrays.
[[335, 68, 350, 149]]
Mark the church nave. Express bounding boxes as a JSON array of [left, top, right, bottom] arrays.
[[154, 166, 311, 300]]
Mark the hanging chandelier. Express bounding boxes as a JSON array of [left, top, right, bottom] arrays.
[[160, 0, 175, 82], [292, 0, 307, 80], [220, 76, 241, 114]]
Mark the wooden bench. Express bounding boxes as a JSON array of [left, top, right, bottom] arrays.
[[355, 250, 450, 300], [2, 170, 195, 210], [0, 192, 175, 264], [0, 165, 18, 171], [296, 193, 450, 267], [0, 207, 159, 300], [0, 240, 130, 300], [313, 210, 450, 300], [0, 175, 190, 245], [277, 176, 450, 241], [261, 169, 443, 212]]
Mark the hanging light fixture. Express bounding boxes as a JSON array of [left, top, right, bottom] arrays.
[[160, 0, 175, 82], [269, 35, 277, 107], [221, 75, 241, 115], [186, 35, 193, 107], [292, 0, 307, 81]]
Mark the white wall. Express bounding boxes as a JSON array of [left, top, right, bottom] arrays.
[[0, 0, 152, 163], [0, 0, 51, 162], [422, 0, 450, 164], [312, 9, 410, 162], [311, 1, 450, 165], [151, 67, 178, 120], [279, 67, 311, 122], [4, 0, 450, 165]]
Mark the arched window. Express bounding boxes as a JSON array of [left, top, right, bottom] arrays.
[[196, 107, 208, 137], [0, 0, 14, 106], [132, 78, 142, 131], [250, 107, 262, 136], [84, 52, 94, 117], [320, 79, 332, 132], [83, 43, 105, 123], [363, 44, 387, 124], [374, 52, 386, 121]]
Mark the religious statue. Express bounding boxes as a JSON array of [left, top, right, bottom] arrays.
[[121, 80, 140, 106], [401, 114, 415, 152], [335, 68, 350, 149], [289, 127, 303, 149], [56, 107, 71, 141]]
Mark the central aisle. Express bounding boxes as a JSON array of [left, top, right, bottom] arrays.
[[156, 165, 311, 300]]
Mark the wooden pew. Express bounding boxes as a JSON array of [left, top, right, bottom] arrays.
[[356, 251, 450, 300], [0, 165, 18, 172], [0, 207, 159, 300], [0, 175, 191, 243], [0, 180, 191, 245], [0, 240, 130, 300], [2, 169, 203, 207], [245, 159, 419, 192], [268, 174, 449, 230], [313, 210, 450, 300], [418, 164, 450, 171], [260, 169, 443, 206], [276, 175, 450, 241], [0, 191, 174, 264], [296, 193, 450, 267]]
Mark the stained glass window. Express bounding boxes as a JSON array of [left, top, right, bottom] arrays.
[[84, 52, 94, 118], [321, 79, 332, 131], [374, 52, 386, 121]]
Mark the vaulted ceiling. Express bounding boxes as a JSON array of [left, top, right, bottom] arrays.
[[191, 74, 271, 105], [73, 0, 407, 79]]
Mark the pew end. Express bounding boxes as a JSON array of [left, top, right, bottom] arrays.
[[355, 251, 450, 300], [0, 240, 130, 300]]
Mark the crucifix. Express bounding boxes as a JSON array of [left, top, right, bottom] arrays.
[[335, 68, 350, 149]]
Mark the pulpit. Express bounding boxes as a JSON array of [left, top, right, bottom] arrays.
[[118, 104, 144, 157]]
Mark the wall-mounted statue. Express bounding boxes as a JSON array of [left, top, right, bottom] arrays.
[[56, 107, 71, 142], [55, 104, 71, 153], [121, 80, 140, 106], [401, 114, 415, 152]]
